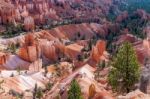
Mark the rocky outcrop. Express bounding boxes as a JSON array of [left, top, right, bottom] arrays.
[[0, 0, 15, 24], [37, 30, 56, 41], [134, 39, 150, 65], [1, 71, 48, 93], [18, 45, 40, 62], [90, 40, 106, 63], [117, 90, 150, 99], [39, 39, 65, 62], [135, 9, 149, 20], [24, 16, 35, 31], [94, 91, 114, 99], [0, 0, 60, 27], [17, 33, 41, 62], [116, 11, 128, 22], [0, 0, 113, 29], [29, 59, 42, 72], [65, 43, 83, 60], [2, 55, 30, 70], [116, 33, 138, 45], [24, 33, 35, 46], [0, 52, 9, 66]]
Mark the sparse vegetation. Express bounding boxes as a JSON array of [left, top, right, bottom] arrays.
[[3, 23, 24, 38], [46, 82, 53, 91], [77, 54, 85, 62], [7, 43, 17, 54], [120, 13, 148, 39], [33, 84, 43, 99], [36, 87, 43, 99], [9, 89, 23, 98], [44, 66, 48, 77], [94, 60, 106, 81]]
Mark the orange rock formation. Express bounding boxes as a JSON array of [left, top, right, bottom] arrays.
[[65, 43, 83, 60], [24, 16, 35, 31], [0, 0, 15, 24], [17, 33, 40, 62], [39, 39, 65, 61], [0, 52, 9, 65], [91, 40, 106, 63]]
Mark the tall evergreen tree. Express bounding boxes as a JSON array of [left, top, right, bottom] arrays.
[[108, 42, 140, 93], [68, 79, 83, 99]]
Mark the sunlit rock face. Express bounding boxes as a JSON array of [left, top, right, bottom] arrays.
[[18, 45, 40, 62], [37, 30, 56, 41], [133, 39, 150, 65], [17, 33, 41, 62], [29, 59, 42, 72], [65, 43, 83, 60], [91, 40, 106, 63]]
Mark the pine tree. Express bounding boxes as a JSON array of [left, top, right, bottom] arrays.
[[68, 79, 83, 99], [108, 42, 140, 93]]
